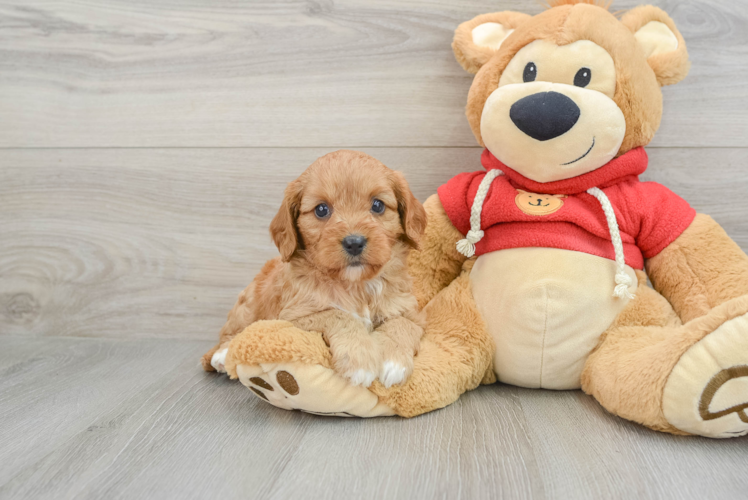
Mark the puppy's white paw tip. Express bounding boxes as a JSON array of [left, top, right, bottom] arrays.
[[211, 348, 228, 373], [348, 369, 376, 387], [380, 360, 407, 388]]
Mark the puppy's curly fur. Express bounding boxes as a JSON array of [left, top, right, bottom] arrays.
[[202, 150, 427, 387]]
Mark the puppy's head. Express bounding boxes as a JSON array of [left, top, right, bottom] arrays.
[[270, 150, 427, 281]]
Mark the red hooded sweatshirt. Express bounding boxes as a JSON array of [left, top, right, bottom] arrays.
[[437, 147, 695, 270]]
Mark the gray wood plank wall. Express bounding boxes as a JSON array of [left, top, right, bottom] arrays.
[[1, 1, 746, 499]]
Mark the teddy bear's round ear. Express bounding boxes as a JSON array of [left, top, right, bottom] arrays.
[[620, 5, 690, 86], [452, 12, 532, 74]]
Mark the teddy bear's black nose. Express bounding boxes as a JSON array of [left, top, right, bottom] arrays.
[[342, 235, 367, 256], [509, 91, 580, 141]]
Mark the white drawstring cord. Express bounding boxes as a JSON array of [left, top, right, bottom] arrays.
[[455, 171, 635, 300], [586, 187, 636, 299], [456, 169, 504, 258]]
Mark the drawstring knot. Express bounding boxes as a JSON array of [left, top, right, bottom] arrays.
[[465, 229, 485, 243], [455, 169, 504, 258], [456, 229, 484, 257], [614, 272, 635, 300]]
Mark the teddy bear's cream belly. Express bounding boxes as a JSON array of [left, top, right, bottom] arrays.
[[470, 247, 637, 390]]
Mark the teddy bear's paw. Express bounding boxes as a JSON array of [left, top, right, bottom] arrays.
[[235, 362, 395, 418], [210, 348, 228, 373], [663, 311, 748, 438]]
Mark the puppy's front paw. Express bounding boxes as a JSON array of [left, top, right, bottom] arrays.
[[347, 368, 378, 388], [330, 337, 380, 388], [379, 352, 415, 388], [379, 359, 411, 388], [211, 348, 228, 373], [373, 331, 416, 388]]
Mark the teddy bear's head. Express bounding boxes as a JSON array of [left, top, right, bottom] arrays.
[[453, 1, 689, 183]]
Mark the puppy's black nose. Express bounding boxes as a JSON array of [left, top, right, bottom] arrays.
[[342, 235, 367, 256], [509, 91, 580, 141]]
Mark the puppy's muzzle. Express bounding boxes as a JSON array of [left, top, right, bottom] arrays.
[[342, 234, 367, 257]]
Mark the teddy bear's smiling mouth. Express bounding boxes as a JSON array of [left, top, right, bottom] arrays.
[[561, 136, 596, 166], [528, 199, 550, 207]]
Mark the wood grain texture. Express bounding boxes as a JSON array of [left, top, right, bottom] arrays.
[[0, 336, 210, 489], [2, 147, 747, 340], [0, 336, 745, 500], [2, 0, 748, 498], [0, 0, 746, 148]]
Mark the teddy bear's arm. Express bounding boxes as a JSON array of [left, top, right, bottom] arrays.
[[646, 214, 748, 323], [408, 194, 468, 308]]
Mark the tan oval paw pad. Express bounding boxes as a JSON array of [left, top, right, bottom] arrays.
[[250, 387, 269, 400], [249, 377, 274, 391], [276, 370, 299, 395]]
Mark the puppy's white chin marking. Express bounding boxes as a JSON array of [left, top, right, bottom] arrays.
[[343, 265, 365, 281], [348, 369, 377, 387], [380, 360, 407, 388], [211, 348, 228, 373]]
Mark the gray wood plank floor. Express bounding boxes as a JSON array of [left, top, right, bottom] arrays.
[[1, 0, 747, 499], [1, 336, 747, 500]]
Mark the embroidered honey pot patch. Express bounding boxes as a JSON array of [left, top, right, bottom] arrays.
[[515, 189, 566, 216]]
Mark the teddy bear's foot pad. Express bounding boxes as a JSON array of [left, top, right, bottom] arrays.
[[236, 362, 395, 418], [664, 312, 748, 438]]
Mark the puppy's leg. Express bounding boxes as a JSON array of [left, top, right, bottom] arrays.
[[202, 282, 258, 373], [372, 317, 423, 388], [293, 310, 381, 387]]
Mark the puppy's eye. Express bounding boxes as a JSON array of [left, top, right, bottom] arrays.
[[574, 67, 591, 87], [371, 199, 385, 214], [523, 62, 537, 83], [314, 203, 330, 218]]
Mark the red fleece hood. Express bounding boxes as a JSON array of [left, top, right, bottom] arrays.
[[437, 147, 695, 269], [480, 147, 650, 195]]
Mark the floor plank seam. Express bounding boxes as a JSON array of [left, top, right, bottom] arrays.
[[0, 146, 746, 151]]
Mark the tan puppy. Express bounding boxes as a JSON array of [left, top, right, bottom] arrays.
[[202, 150, 427, 387]]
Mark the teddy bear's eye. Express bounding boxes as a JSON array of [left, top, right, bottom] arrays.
[[574, 67, 592, 88], [314, 203, 330, 218], [523, 62, 537, 83]]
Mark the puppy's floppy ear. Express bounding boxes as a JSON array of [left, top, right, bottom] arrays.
[[452, 11, 532, 74], [390, 171, 427, 249], [269, 179, 304, 262], [621, 6, 690, 86]]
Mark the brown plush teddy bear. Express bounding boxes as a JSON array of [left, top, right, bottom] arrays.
[[221, 1, 748, 438]]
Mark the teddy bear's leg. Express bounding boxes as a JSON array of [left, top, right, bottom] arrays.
[[224, 319, 396, 417], [582, 275, 748, 438], [225, 262, 495, 418], [648, 214, 748, 437]]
